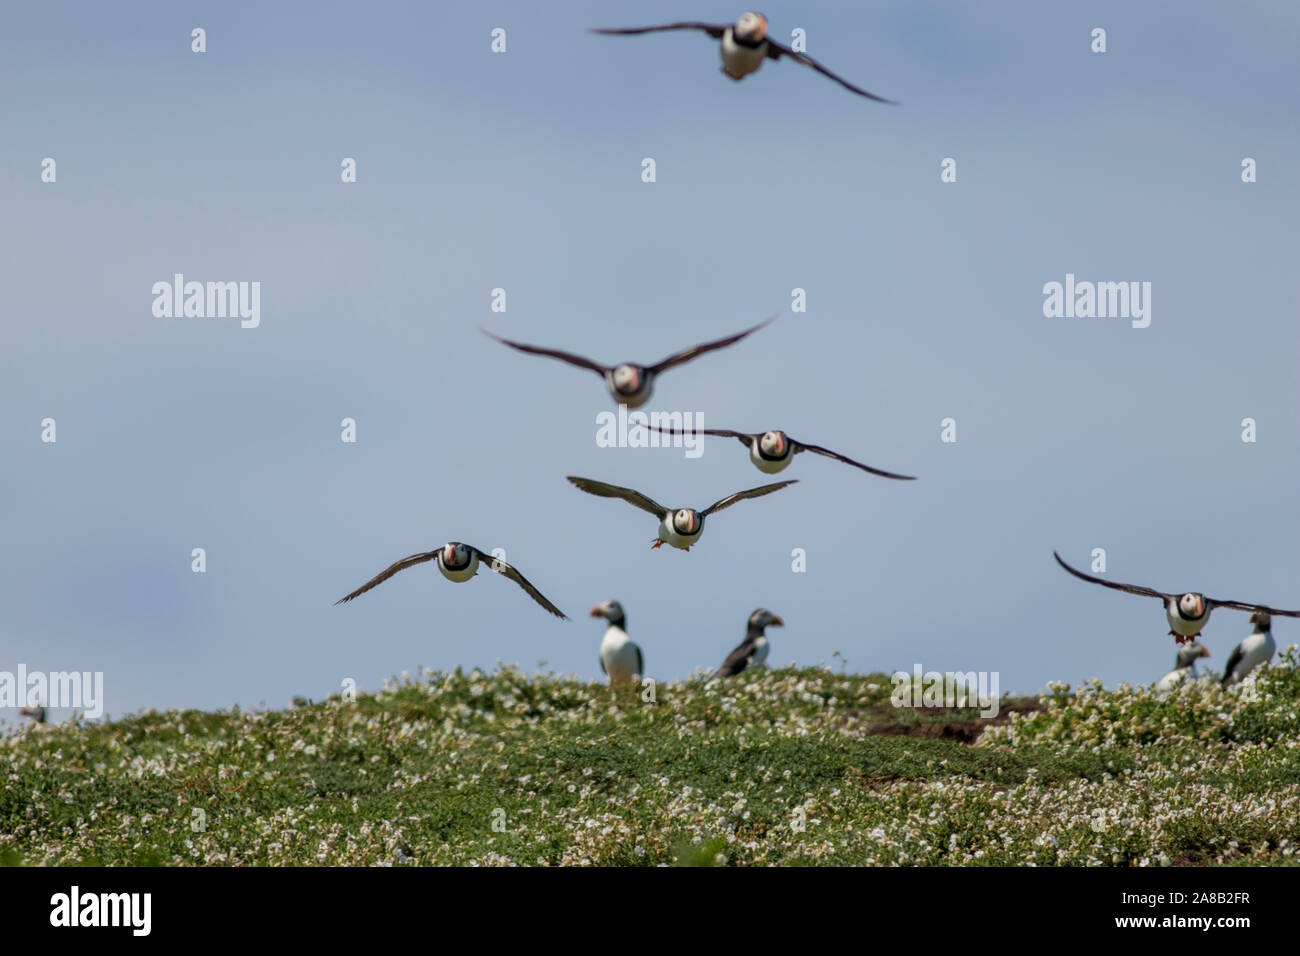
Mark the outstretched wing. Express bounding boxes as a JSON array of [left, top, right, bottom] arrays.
[[472, 548, 567, 619], [1206, 598, 1300, 617], [794, 440, 916, 480], [480, 329, 607, 376], [646, 424, 752, 446], [646, 316, 775, 375], [335, 551, 439, 605], [1052, 552, 1171, 601], [702, 480, 798, 517], [764, 39, 896, 103], [712, 639, 757, 679], [589, 22, 726, 39], [567, 476, 668, 517]]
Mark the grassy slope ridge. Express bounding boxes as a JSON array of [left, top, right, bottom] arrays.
[[2, 651, 1299, 866]]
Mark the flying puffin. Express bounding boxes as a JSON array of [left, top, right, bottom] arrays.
[[647, 424, 915, 479], [713, 608, 784, 678], [335, 542, 567, 618], [589, 12, 895, 103], [481, 316, 773, 409], [590, 600, 644, 685], [1053, 552, 1300, 644], [1154, 641, 1210, 694], [1222, 611, 1276, 687], [566, 476, 796, 551]]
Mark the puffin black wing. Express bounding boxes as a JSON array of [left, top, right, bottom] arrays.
[[646, 316, 775, 375], [589, 22, 726, 39], [480, 329, 607, 376], [794, 440, 916, 480], [1205, 598, 1300, 617], [472, 547, 567, 619], [763, 39, 897, 103], [335, 551, 440, 605], [713, 639, 757, 679], [701, 480, 798, 517], [634, 645, 644, 678], [1053, 552, 1171, 601], [1220, 642, 1246, 687], [567, 476, 669, 517]]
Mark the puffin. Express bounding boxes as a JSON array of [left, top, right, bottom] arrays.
[[567, 476, 796, 551], [590, 600, 644, 685], [1154, 641, 1210, 694], [1222, 611, 1276, 686], [18, 705, 45, 724], [1053, 552, 1300, 644], [335, 542, 567, 618], [589, 12, 895, 103], [481, 316, 773, 409], [647, 424, 915, 479], [713, 609, 784, 678]]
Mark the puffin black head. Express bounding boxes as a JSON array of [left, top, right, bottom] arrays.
[[748, 608, 784, 634], [734, 11, 768, 44], [1251, 610, 1272, 632], [672, 509, 700, 535], [1175, 593, 1207, 621], [610, 364, 643, 396], [441, 542, 472, 569], [757, 430, 790, 461], [19, 705, 45, 724], [590, 600, 626, 628]]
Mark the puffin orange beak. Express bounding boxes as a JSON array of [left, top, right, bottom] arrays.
[[770, 616, 784, 627], [1201, 647, 1211, 658], [589, 606, 602, 617], [1193, 596, 1204, 616]]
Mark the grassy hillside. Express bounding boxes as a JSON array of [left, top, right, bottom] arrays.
[[3, 651, 1299, 866]]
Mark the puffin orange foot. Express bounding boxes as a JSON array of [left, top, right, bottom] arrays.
[[650, 539, 664, 549]]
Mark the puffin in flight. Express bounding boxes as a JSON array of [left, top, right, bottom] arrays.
[[567, 475, 796, 551], [589, 12, 895, 103], [1154, 641, 1210, 694], [335, 542, 567, 619], [1053, 552, 1300, 644], [713, 608, 784, 678], [481, 316, 773, 409], [1222, 611, 1276, 687], [590, 600, 644, 685], [647, 424, 915, 479]]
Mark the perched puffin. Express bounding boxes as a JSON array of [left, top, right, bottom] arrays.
[[590, 12, 895, 103], [713, 609, 784, 678], [567, 476, 796, 551], [590, 600, 644, 685], [1053, 552, 1300, 644], [1154, 641, 1210, 694], [1222, 611, 1276, 686], [18, 705, 45, 724], [481, 316, 773, 409], [647, 424, 915, 479], [335, 542, 567, 618]]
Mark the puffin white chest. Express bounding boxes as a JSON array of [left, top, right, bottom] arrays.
[[438, 550, 479, 583], [600, 626, 641, 683], [1154, 666, 1191, 694], [749, 635, 770, 668], [1230, 631, 1276, 682], [720, 29, 767, 79], [659, 513, 703, 550], [749, 440, 793, 474], [1165, 600, 1209, 638]]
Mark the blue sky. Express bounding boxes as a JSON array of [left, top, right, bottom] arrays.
[[2, 2, 1298, 724]]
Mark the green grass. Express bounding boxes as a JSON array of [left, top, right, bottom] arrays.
[[3, 653, 1299, 866]]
